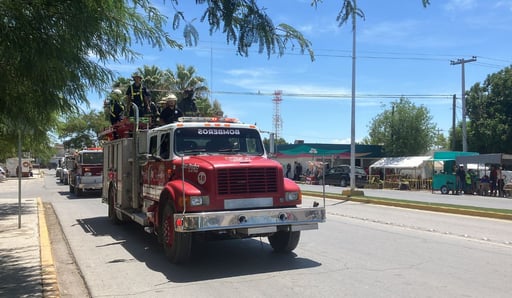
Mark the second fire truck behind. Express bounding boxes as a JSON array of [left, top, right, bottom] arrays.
[[68, 147, 103, 196], [101, 116, 325, 263]]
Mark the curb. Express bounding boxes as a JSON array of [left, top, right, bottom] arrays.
[[38, 198, 60, 297], [302, 191, 512, 221]]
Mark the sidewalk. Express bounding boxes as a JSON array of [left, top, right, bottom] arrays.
[[0, 175, 58, 297]]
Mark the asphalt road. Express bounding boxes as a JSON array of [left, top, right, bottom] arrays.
[[36, 172, 512, 297]]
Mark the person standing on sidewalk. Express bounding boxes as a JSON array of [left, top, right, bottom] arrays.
[[456, 165, 466, 194], [286, 163, 291, 178], [490, 165, 498, 196]]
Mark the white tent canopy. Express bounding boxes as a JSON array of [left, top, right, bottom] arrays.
[[369, 156, 434, 179], [370, 156, 432, 169]]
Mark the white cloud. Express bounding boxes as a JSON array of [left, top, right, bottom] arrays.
[[360, 20, 422, 45], [443, 0, 478, 11], [494, 0, 512, 11]]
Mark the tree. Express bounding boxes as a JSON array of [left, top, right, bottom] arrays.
[[447, 121, 471, 152], [167, 64, 208, 115], [363, 97, 437, 156], [0, 0, 312, 158], [262, 137, 289, 153], [1, 0, 431, 157], [311, 0, 430, 22], [58, 110, 109, 150], [110, 64, 224, 117], [466, 67, 512, 153], [136, 65, 167, 102]]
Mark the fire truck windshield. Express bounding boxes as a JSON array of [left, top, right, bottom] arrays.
[[174, 127, 265, 155], [81, 152, 103, 164]]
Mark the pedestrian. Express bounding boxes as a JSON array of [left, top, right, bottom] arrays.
[[480, 174, 490, 196], [456, 165, 466, 194], [498, 167, 505, 197], [465, 170, 473, 194], [286, 163, 291, 178], [490, 165, 498, 196], [159, 93, 183, 125], [125, 72, 150, 118], [297, 162, 303, 181]]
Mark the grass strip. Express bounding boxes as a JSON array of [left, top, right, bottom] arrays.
[[302, 191, 512, 221]]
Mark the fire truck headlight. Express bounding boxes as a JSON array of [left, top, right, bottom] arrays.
[[284, 191, 300, 202], [190, 196, 209, 206]]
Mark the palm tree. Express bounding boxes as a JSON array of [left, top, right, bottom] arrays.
[[171, 64, 210, 115], [173, 64, 209, 96], [137, 65, 167, 104]]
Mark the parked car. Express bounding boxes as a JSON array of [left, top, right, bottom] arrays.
[[319, 165, 368, 188], [0, 166, 6, 181], [56, 166, 63, 178]]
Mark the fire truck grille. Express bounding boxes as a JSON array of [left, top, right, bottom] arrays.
[[217, 167, 278, 195]]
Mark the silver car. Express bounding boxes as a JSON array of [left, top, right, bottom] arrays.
[[0, 166, 7, 181]]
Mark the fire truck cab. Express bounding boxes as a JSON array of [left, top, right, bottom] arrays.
[[101, 116, 325, 263], [68, 148, 103, 196]]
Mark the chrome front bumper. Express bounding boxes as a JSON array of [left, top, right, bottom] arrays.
[[174, 207, 326, 233], [78, 176, 103, 190]]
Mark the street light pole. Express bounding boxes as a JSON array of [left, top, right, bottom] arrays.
[[349, 0, 357, 191], [450, 56, 476, 152]]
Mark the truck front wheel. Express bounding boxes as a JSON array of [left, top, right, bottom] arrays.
[[268, 230, 300, 253], [160, 202, 192, 264]]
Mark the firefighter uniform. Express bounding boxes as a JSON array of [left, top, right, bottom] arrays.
[[126, 73, 150, 117]]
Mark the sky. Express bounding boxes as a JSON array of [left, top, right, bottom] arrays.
[[88, 0, 512, 145]]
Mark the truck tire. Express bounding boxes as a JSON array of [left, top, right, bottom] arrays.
[[268, 230, 300, 253], [108, 185, 122, 224], [440, 185, 449, 195], [160, 202, 192, 264]]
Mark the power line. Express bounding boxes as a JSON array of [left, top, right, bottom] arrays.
[[212, 90, 453, 99], [183, 42, 512, 67]]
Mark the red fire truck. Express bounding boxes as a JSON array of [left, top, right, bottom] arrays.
[[100, 115, 325, 263], [68, 147, 103, 196]]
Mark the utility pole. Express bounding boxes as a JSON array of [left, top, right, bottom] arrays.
[[450, 56, 476, 152], [452, 94, 456, 150]]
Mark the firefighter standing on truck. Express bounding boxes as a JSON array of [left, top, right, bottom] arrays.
[[125, 72, 150, 117], [159, 93, 183, 125], [109, 89, 124, 125]]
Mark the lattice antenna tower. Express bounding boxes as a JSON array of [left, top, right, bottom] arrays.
[[272, 90, 283, 140]]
